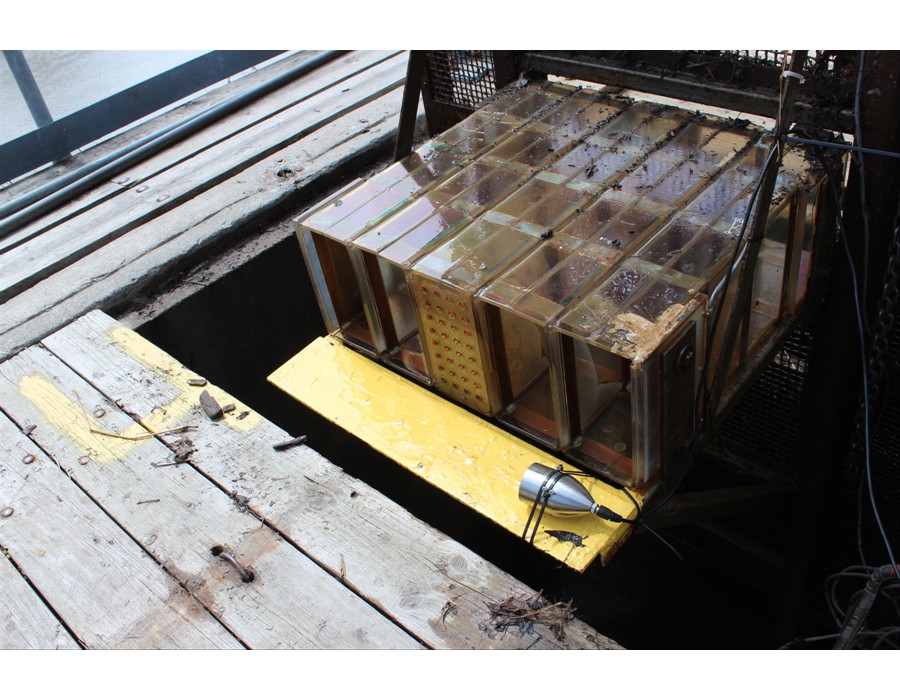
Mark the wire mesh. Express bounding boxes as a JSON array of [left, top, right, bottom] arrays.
[[425, 51, 497, 109], [719, 323, 814, 473]]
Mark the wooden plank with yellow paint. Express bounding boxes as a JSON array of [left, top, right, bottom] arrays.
[[0, 345, 422, 649], [269, 335, 640, 569], [40, 310, 624, 649], [0, 400, 243, 649]]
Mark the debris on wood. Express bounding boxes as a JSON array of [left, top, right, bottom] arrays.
[[273, 435, 307, 451], [211, 545, 255, 583], [90, 425, 195, 440], [152, 437, 195, 467], [1, 507, 14, 518], [237, 411, 250, 420], [545, 529, 589, 547], [170, 437, 196, 462], [230, 490, 250, 512], [22, 424, 36, 436], [137, 499, 160, 505], [483, 591, 575, 641], [22, 454, 35, 464], [188, 378, 208, 387], [222, 403, 236, 414], [199, 390, 223, 420]]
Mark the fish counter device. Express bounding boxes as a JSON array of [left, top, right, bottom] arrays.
[[273, 76, 832, 568]]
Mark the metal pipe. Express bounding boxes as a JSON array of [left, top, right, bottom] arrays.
[[3, 50, 71, 168], [0, 50, 347, 242], [3, 50, 54, 128], [393, 51, 426, 162]]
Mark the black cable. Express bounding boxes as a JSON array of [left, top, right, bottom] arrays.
[[593, 476, 683, 559], [780, 626, 900, 649], [585, 138, 779, 565], [855, 50, 872, 331], [637, 139, 779, 527], [816, 148, 899, 578], [782, 135, 900, 160]]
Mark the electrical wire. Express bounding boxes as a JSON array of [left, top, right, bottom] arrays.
[[792, 143, 900, 650], [780, 626, 900, 649], [854, 50, 871, 329], [781, 135, 900, 160], [817, 149, 900, 578], [616, 484, 684, 561], [637, 140, 780, 529]]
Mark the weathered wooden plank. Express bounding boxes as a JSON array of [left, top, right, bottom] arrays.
[[0, 552, 79, 649], [0, 87, 408, 360], [0, 51, 400, 256], [0, 409, 242, 649], [0, 52, 320, 208], [41, 311, 623, 650], [0, 52, 408, 302], [0, 346, 421, 649]]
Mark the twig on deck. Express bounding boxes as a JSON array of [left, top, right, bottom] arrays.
[[90, 425, 196, 440]]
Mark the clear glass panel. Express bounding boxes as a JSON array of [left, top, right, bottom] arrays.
[[309, 232, 373, 353], [572, 390, 634, 480], [378, 259, 418, 343], [496, 308, 547, 400], [572, 339, 629, 431]]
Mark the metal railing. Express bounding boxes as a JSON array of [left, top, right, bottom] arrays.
[[0, 50, 285, 185]]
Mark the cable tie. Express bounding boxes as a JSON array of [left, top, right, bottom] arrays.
[[782, 70, 805, 83]]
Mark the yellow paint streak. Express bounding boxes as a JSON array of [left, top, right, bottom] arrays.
[[269, 336, 641, 570], [19, 375, 149, 465], [107, 326, 261, 434]]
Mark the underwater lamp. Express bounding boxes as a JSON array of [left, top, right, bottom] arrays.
[[519, 463, 632, 543]]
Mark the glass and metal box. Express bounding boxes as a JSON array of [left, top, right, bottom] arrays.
[[297, 81, 594, 361], [295, 79, 825, 492]]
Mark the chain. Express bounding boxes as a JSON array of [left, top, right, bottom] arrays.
[[846, 216, 900, 482]]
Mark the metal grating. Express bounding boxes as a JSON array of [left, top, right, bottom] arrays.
[[425, 51, 497, 109], [704, 50, 849, 75], [719, 323, 814, 472], [890, 316, 900, 367], [590, 50, 854, 84]]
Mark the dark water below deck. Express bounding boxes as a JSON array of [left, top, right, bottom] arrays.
[[137, 234, 776, 650]]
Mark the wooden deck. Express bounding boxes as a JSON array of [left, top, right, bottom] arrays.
[[0, 310, 621, 649], [0, 50, 413, 362]]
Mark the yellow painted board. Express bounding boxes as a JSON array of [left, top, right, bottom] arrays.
[[268, 336, 640, 570]]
